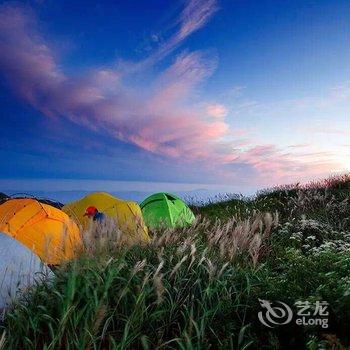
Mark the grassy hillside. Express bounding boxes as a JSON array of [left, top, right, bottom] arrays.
[[1, 175, 350, 349]]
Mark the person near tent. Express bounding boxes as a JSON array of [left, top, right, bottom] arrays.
[[62, 192, 150, 242], [84, 206, 106, 223]]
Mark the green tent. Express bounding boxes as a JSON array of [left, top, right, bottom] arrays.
[[140, 193, 195, 229]]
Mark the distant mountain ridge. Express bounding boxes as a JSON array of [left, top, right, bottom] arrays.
[[0, 189, 238, 205]]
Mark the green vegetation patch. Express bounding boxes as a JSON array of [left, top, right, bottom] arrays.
[[2, 174, 350, 349]]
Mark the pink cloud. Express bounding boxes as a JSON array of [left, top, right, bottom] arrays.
[[157, 0, 218, 58], [206, 104, 228, 118], [0, 2, 341, 186], [149, 51, 217, 108], [0, 3, 228, 163], [179, 0, 218, 39], [230, 144, 340, 186]]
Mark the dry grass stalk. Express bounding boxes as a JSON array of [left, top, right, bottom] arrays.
[[78, 211, 278, 267]]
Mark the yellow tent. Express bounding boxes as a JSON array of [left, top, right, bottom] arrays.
[[0, 199, 82, 265], [62, 192, 150, 242]]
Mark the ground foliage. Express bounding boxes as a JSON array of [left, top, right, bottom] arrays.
[[1, 174, 350, 349]]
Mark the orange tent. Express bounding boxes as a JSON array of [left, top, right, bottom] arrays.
[[0, 199, 82, 265]]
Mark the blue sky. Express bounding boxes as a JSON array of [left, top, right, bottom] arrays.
[[1, 0, 350, 198]]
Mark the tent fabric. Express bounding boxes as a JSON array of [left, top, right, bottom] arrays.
[[0, 232, 53, 311], [62, 192, 150, 242], [140, 192, 195, 229], [0, 199, 82, 265]]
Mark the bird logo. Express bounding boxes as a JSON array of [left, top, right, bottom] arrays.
[[258, 299, 293, 328]]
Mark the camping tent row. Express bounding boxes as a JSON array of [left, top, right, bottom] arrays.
[[62, 191, 195, 230], [0, 192, 195, 263], [0, 192, 195, 311], [0, 194, 152, 265], [0, 192, 195, 262]]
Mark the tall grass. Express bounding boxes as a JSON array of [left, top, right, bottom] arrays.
[[1, 229, 258, 348], [1, 173, 350, 349]]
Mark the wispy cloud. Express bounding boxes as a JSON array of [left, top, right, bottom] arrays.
[[0, 2, 227, 162], [120, 0, 218, 72], [230, 145, 340, 186], [206, 103, 228, 118], [305, 127, 350, 136], [0, 1, 342, 186], [288, 143, 311, 149], [179, 0, 218, 38]]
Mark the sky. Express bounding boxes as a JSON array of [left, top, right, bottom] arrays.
[[1, 0, 350, 199]]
